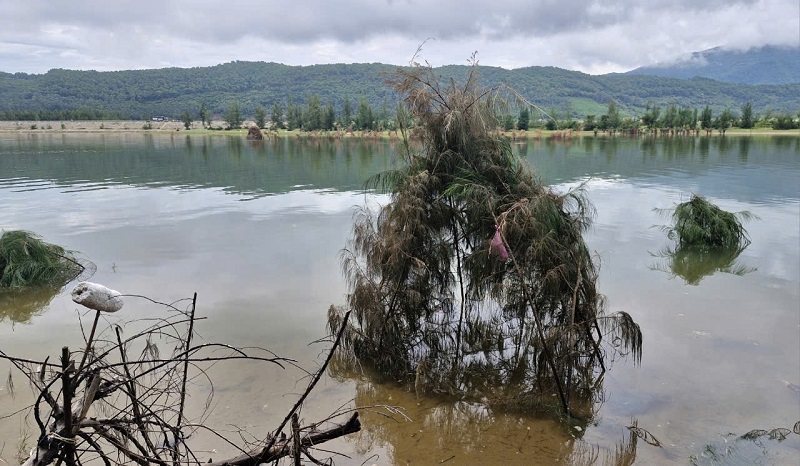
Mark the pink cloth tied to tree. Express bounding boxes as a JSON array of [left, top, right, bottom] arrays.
[[489, 225, 508, 261]]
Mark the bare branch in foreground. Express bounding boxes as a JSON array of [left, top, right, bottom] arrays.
[[7, 288, 359, 466]]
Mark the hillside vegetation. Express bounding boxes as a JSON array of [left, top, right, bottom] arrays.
[[1, 61, 798, 121]]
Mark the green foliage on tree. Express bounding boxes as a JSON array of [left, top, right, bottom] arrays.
[[285, 98, 305, 131], [772, 114, 800, 129], [270, 103, 282, 128], [394, 104, 413, 133], [545, 108, 559, 130], [583, 115, 597, 131], [285, 99, 298, 130], [605, 100, 621, 133], [500, 114, 515, 131], [740, 102, 754, 129], [199, 102, 208, 128], [660, 104, 678, 130], [342, 99, 353, 128], [329, 63, 642, 417], [376, 100, 390, 131], [700, 106, 713, 132], [324, 103, 336, 130], [355, 97, 374, 130], [180, 111, 192, 130], [304, 95, 323, 131], [714, 108, 734, 134], [517, 107, 530, 130], [641, 103, 660, 130], [678, 106, 695, 131], [556, 113, 579, 130], [254, 106, 266, 129], [224, 102, 242, 129]]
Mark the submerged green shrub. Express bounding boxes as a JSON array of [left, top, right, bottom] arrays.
[[653, 195, 757, 284], [0, 230, 86, 289], [663, 195, 754, 249]]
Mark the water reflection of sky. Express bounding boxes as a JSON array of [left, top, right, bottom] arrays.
[[1, 182, 384, 233], [575, 175, 799, 463]]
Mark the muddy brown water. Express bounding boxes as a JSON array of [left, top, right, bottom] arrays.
[[1, 133, 798, 464]]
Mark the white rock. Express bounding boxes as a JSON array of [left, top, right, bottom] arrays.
[[71, 282, 124, 313]]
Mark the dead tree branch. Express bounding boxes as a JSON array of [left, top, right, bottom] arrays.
[[5, 284, 360, 466]]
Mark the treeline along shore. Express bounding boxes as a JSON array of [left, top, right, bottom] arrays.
[[2, 61, 799, 127]]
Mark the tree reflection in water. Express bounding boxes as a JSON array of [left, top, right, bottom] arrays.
[[330, 365, 644, 465], [651, 244, 756, 285], [0, 286, 60, 324]]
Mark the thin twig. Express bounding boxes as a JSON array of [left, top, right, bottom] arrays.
[[173, 292, 196, 465], [261, 310, 352, 459]]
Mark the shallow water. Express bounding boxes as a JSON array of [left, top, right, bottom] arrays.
[[0, 133, 798, 464]]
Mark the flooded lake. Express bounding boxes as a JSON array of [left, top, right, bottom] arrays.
[[1, 133, 798, 464]]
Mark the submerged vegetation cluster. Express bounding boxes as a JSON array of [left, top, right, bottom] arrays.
[[0, 230, 91, 323], [0, 230, 85, 289], [663, 194, 754, 249], [329, 61, 642, 418], [654, 195, 757, 285]]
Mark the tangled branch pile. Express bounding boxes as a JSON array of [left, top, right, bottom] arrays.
[[329, 61, 641, 417], [2, 288, 360, 466]]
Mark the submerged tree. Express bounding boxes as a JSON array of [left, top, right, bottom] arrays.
[[0, 230, 93, 324], [659, 194, 755, 250], [224, 102, 242, 129], [329, 60, 641, 418], [653, 195, 756, 284]]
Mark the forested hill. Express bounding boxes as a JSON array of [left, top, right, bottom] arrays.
[[626, 45, 800, 85], [1, 61, 798, 120]]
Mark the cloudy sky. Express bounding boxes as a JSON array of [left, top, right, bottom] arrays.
[[0, 0, 797, 75]]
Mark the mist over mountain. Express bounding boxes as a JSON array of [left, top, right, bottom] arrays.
[[626, 45, 800, 85]]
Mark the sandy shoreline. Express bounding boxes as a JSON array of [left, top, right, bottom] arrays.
[[0, 120, 796, 137], [0, 120, 212, 132]]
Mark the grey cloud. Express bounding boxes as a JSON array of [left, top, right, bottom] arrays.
[[0, 0, 795, 73], [4, 0, 767, 44]]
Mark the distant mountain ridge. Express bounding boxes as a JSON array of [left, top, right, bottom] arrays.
[[1, 59, 799, 120], [626, 45, 800, 85]]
